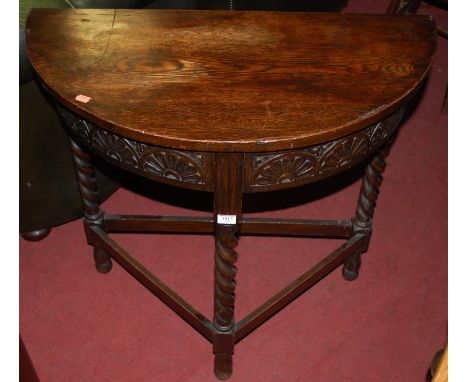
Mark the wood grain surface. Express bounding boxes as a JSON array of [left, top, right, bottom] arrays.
[[26, 9, 436, 152]]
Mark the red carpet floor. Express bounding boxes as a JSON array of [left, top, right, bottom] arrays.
[[20, 2, 447, 381]]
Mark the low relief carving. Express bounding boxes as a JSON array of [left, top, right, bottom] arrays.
[[58, 104, 403, 192], [58, 109, 93, 140], [92, 129, 140, 168], [250, 109, 404, 188], [141, 150, 204, 184], [57, 106, 208, 188]]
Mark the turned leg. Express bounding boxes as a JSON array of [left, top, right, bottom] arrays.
[[212, 153, 243, 380], [214, 224, 238, 380], [343, 140, 393, 281], [69, 137, 112, 273]]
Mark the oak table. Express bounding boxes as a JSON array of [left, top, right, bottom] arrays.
[[25, 9, 437, 380]]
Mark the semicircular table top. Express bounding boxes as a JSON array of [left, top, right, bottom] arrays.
[[26, 9, 437, 152]]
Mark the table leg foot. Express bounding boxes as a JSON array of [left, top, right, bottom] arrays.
[[20, 228, 51, 242], [214, 353, 233, 380], [94, 246, 112, 274], [342, 252, 361, 281]]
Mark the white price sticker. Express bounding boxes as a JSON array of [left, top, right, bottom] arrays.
[[217, 214, 237, 225]]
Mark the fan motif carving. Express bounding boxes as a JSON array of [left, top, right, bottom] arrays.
[[141, 150, 204, 184], [57, 105, 403, 192], [250, 109, 404, 188], [57, 106, 207, 187]]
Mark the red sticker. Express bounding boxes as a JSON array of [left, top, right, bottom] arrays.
[[75, 94, 91, 103]]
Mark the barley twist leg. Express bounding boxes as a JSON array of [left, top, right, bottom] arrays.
[[211, 153, 243, 380], [69, 137, 111, 273], [343, 142, 392, 281], [213, 224, 238, 380]]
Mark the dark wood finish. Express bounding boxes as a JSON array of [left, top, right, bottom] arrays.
[[69, 137, 112, 273], [235, 233, 367, 342], [343, 139, 394, 281], [58, 105, 214, 192], [58, 105, 404, 193], [26, 10, 436, 152], [104, 215, 215, 233], [25, 9, 437, 380], [240, 218, 353, 237], [354, 140, 393, 230], [20, 335, 40, 382], [90, 225, 214, 341], [20, 228, 51, 242], [69, 138, 102, 221], [387, 0, 447, 111], [212, 153, 244, 380], [243, 108, 404, 192], [104, 215, 353, 237]]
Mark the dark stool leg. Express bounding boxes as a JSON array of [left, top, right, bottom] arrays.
[[342, 251, 362, 281], [21, 228, 51, 242], [212, 153, 243, 380], [343, 141, 392, 281], [69, 137, 112, 273]]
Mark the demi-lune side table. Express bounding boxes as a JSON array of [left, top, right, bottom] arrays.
[[25, 9, 436, 380]]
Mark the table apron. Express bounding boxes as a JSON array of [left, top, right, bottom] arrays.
[[56, 104, 404, 194]]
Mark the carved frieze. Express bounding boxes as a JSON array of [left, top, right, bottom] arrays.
[[140, 150, 205, 184], [246, 109, 404, 191], [58, 104, 404, 194], [57, 105, 210, 191]]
